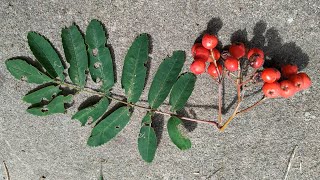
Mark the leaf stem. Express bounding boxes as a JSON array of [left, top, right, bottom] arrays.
[[55, 80, 219, 127]]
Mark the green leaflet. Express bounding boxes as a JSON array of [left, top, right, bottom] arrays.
[[121, 34, 149, 103], [23, 85, 61, 104], [148, 51, 185, 109], [87, 106, 131, 147], [85, 19, 114, 91], [27, 95, 73, 116], [72, 97, 109, 126], [169, 72, 196, 112], [62, 25, 88, 88], [5, 59, 52, 84], [138, 112, 157, 163], [27, 32, 65, 80], [167, 116, 191, 150]]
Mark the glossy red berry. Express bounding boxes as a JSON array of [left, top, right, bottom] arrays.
[[224, 57, 238, 72], [250, 57, 264, 69], [202, 34, 218, 50], [281, 64, 298, 78], [194, 46, 210, 60], [207, 48, 221, 62], [297, 72, 312, 90], [279, 80, 297, 98], [191, 43, 202, 57], [261, 68, 281, 83], [190, 60, 206, 75], [247, 48, 264, 59], [262, 82, 281, 98], [207, 63, 223, 78], [289, 74, 304, 91], [229, 43, 245, 59]]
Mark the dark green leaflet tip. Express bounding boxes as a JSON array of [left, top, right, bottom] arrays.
[[138, 112, 157, 162], [85, 20, 114, 92], [62, 24, 88, 88], [169, 72, 196, 112], [5, 59, 53, 84], [167, 116, 191, 150], [27, 31, 65, 80], [87, 106, 132, 147], [26, 95, 73, 116], [23, 85, 61, 104], [148, 51, 186, 109], [72, 97, 109, 126], [121, 33, 150, 103]]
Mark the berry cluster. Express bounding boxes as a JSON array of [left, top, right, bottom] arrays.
[[190, 34, 265, 78], [262, 65, 311, 98], [190, 33, 311, 99]]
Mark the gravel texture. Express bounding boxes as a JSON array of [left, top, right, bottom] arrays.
[[0, 0, 319, 179]]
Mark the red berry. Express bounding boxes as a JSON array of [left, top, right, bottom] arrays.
[[289, 74, 304, 91], [262, 82, 281, 98], [207, 63, 223, 78], [261, 68, 281, 83], [224, 57, 238, 72], [208, 48, 220, 62], [247, 48, 264, 59], [191, 43, 202, 57], [279, 80, 297, 98], [229, 43, 245, 59], [190, 60, 206, 75], [202, 34, 218, 50], [281, 64, 298, 78], [250, 57, 264, 69], [297, 72, 312, 90], [194, 46, 210, 60]]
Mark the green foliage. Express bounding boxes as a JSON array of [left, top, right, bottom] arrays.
[[27, 32, 65, 80], [62, 25, 88, 88], [169, 72, 196, 112], [121, 33, 149, 103], [27, 95, 73, 116], [23, 85, 61, 104], [85, 19, 114, 91], [148, 51, 185, 109], [87, 106, 132, 147], [138, 112, 157, 162], [72, 97, 109, 126], [5, 59, 53, 84], [5, 19, 197, 163], [167, 116, 191, 150]]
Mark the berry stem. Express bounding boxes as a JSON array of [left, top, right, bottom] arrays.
[[236, 96, 267, 115], [55, 80, 219, 127], [219, 60, 242, 131]]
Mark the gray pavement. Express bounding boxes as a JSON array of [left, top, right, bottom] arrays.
[[0, 0, 319, 179]]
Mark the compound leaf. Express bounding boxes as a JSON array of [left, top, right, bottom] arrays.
[[138, 112, 157, 163], [27, 95, 73, 116], [85, 19, 114, 91], [5, 59, 53, 84], [72, 97, 109, 126], [62, 25, 88, 88], [167, 116, 191, 150], [23, 85, 61, 104], [27, 32, 65, 80], [148, 51, 185, 109], [87, 106, 131, 147], [121, 34, 149, 103], [169, 72, 196, 112]]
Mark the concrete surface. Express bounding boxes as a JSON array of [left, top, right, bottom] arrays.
[[0, 0, 319, 179]]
